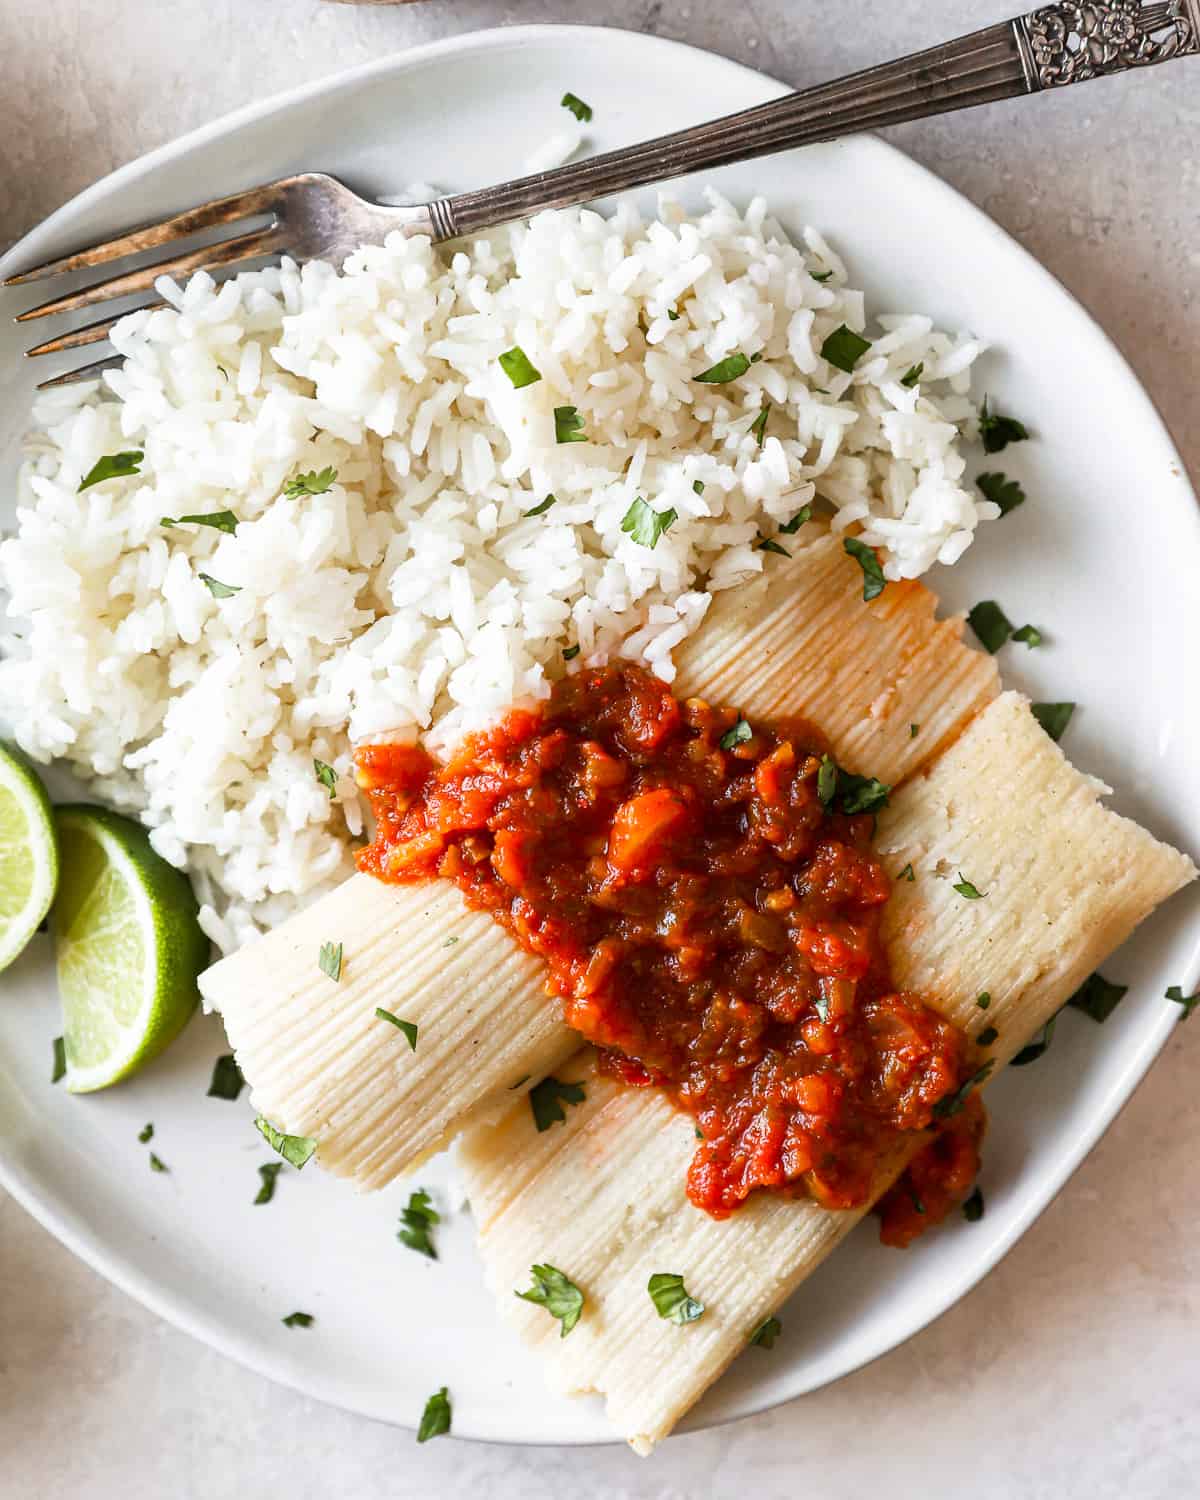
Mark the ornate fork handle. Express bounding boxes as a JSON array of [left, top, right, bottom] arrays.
[[434, 0, 1198, 240]]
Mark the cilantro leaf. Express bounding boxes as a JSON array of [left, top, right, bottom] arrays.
[[977, 471, 1026, 516], [161, 510, 238, 534], [255, 1115, 317, 1169], [516, 1263, 585, 1337], [967, 600, 1013, 654], [138, 1122, 154, 1143], [417, 1387, 452, 1443], [52, 1036, 66, 1084], [282, 1311, 313, 1328], [692, 480, 705, 495], [898, 862, 915, 882], [318, 941, 343, 982], [529, 1076, 586, 1132], [78, 451, 143, 491], [647, 1272, 705, 1325], [524, 494, 556, 517], [779, 504, 812, 534], [1011, 1016, 1056, 1066], [620, 496, 677, 549], [719, 718, 752, 751], [757, 537, 790, 557], [899, 363, 924, 389], [976, 993, 992, 1010], [811, 269, 834, 283], [1012, 623, 1043, 648], [313, 759, 338, 797], [816, 754, 838, 808], [748, 1315, 782, 1348], [953, 873, 986, 900], [149, 1152, 168, 1173], [255, 1162, 283, 1205], [978, 398, 1030, 454], [933, 1060, 994, 1119], [498, 346, 542, 389], [376, 1007, 418, 1051], [750, 402, 771, 448], [816, 754, 890, 815], [842, 537, 885, 601], [1032, 702, 1075, 743], [962, 1186, 985, 1223], [977, 1025, 999, 1047], [561, 91, 593, 122], [694, 353, 751, 384], [398, 1188, 440, 1259], [1067, 972, 1128, 1023], [554, 405, 588, 443], [283, 466, 337, 499], [562, 643, 581, 661], [1166, 984, 1200, 1021], [820, 325, 872, 373], [207, 1053, 245, 1100], [198, 572, 240, 600]]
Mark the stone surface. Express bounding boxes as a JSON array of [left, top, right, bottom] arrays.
[[1, 2, 1196, 1497]]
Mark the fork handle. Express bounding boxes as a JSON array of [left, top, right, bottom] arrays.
[[428, 1, 1198, 242]]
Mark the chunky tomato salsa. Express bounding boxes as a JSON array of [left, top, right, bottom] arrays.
[[357, 664, 982, 1233]]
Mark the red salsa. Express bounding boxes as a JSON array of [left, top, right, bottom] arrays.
[[357, 664, 983, 1230]]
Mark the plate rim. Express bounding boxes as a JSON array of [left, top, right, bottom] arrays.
[[1, 19, 1197, 1449]]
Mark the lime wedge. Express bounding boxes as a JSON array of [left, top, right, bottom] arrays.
[[54, 805, 208, 1093], [0, 742, 58, 972]]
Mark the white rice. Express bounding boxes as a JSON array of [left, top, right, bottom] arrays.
[[0, 191, 994, 951]]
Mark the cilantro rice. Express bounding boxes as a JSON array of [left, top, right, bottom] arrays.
[[0, 191, 995, 950]]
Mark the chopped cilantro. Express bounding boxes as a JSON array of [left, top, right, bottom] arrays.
[[1067, 972, 1128, 1023], [816, 754, 890, 815], [198, 572, 240, 600], [811, 269, 834, 283], [667, 306, 680, 321], [376, 1008, 418, 1051], [748, 1315, 782, 1348], [933, 1060, 994, 1119], [562, 643, 581, 661], [962, 1186, 985, 1223], [1011, 1017, 1056, 1066], [779, 504, 812, 533], [899, 363, 924, 389], [78, 451, 143, 491], [161, 510, 238, 534], [516, 1263, 585, 1337], [978, 398, 1030, 454], [967, 600, 1013, 654], [977, 1025, 999, 1047], [207, 1053, 245, 1100], [843, 537, 885, 601], [560, 91, 593, 122], [977, 471, 1026, 516], [898, 862, 915, 882], [953, 873, 986, 900], [529, 1076, 586, 1133], [1032, 702, 1075, 743], [318, 940, 343, 982], [909, 723, 919, 738], [498, 346, 542, 389], [282, 1312, 313, 1328], [694, 353, 751, 384], [750, 402, 771, 448], [757, 537, 790, 557], [138, 1122, 154, 1143], [524, 494, 556, 517], [417, 1387, 452, 1443], [255, 1162, 283, 1205], [820, 325, 872, 373], [1012, 623, 1043, 648], [313, 759, 337, 797], [283, 466, 337, 499], [719, 718, 753, 750], [149, 1152, 168, 1173], [1166, 984, 1200, 1021], [692, 479, 705, 495], [647, 1272, 705, 1325], [51, 1036, 66, 1083], [255, 1115, 317, 1169], [621, 496, 677, 549], [976, 992, 992, 1010], [554, 405, 588, 443], [398, 1188, 440, 1259]]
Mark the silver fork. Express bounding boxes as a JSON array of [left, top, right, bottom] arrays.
[[7, 0, 1197, 388]]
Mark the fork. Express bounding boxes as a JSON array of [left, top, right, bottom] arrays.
[[7, 0, 1197, 388]]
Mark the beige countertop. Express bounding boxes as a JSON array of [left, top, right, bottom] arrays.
[[1, 2, 1196, 1496]]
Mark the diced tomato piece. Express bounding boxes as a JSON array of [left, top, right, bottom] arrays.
[[606, 787, 689, 874]]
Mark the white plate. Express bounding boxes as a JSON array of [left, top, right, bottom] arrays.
[[1, 23, 1197, 1449]]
